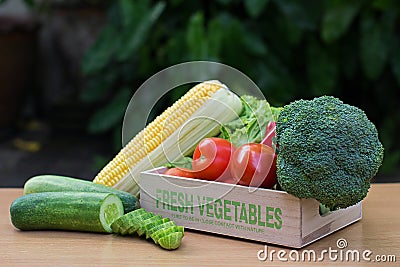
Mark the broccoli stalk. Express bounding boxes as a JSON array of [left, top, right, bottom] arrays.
[[276, 96, 384, 210]]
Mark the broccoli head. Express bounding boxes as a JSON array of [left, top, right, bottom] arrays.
[[276, 96, 384, 210]]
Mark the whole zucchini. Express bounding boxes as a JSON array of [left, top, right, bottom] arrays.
[[24, 175, 139, 213], [10, 192, 123, 233]]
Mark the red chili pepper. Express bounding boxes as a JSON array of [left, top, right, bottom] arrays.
[[261, 121, 276, 148]]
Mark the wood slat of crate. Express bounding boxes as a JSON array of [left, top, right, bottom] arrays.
[[140, 167, 362, 248]]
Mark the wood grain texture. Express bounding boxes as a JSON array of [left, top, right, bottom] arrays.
[[300, 199, 362, 246], [141, 169, 361, 248], [1, 184, 400, 266], [140, 169, 303, 247]]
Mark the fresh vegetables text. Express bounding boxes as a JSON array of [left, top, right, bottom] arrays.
[[155, 189, 283, 230]]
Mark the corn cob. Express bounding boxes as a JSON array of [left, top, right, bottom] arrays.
[[93, 80, 242, 196]]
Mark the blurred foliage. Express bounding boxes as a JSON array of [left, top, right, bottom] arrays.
[[0, 0, 35, 7], [81, 0, 400, 176]]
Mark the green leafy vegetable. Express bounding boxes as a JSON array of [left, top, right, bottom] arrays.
[[270, 106, 283, 121], [219, 95, 273, 147]]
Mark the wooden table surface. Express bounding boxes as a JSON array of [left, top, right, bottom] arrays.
[[1, 184, 399, 266]]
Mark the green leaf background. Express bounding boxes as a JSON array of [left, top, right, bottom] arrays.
[[80, 0, 400, 176]]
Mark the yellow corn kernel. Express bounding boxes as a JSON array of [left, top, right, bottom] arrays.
[[93, 81, 223, 187]]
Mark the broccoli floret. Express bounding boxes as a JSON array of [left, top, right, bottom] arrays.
[[276, 96, 384, 210]]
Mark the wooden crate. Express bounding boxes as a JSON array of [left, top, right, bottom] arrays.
[[140, 167, 362, 248]]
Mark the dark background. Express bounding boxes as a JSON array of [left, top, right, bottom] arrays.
[[0, 0, 398, 187]]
